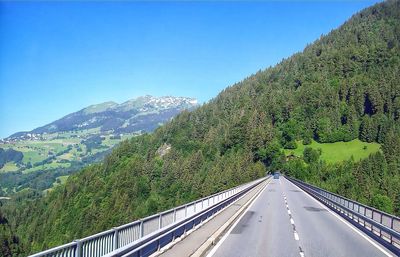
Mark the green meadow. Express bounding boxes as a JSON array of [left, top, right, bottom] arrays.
[[284, 139, 381, 163]]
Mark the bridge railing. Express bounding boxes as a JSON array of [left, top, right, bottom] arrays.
[[30, 176, 267, 257], [287, 176, 400, 255]]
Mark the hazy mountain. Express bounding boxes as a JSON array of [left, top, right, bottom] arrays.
[[8, 95, 198, 139]]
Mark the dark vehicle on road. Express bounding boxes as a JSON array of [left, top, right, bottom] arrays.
[[273, 172, 280, 179]]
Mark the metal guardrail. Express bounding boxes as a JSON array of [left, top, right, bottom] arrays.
[[104, 176, 268, 257], [286, 176, 400, 255], [30, 177, 267, 257]]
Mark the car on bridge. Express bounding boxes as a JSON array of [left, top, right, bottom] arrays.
[[273, 172, 280, 179]]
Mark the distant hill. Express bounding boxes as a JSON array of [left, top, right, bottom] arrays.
[[0, 95, 197, 195], [8, 95, 198, 139]]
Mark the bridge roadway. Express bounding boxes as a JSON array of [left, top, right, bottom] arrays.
[[208, 176, 392, 257], [158, 177, 395, 257]]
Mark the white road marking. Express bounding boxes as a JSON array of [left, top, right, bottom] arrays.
[[294, 231, 300, 241], [206, 180, 270, 257], [300, 252, 305, 257], [285, 177, 394, 257], [288, 210, 291, 215], [291, 218, 295, 225]]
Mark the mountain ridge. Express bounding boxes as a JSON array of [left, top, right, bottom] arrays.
[[7, 95, 198, 139]]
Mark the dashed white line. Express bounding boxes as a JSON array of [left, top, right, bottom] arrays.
[[285, 177, 394, 257], [294, 231, 300, 241], [282, 186, 304, 256]]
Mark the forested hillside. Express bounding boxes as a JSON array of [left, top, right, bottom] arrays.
[[2, 1, 400, 256], [0, 207, 21, 256]]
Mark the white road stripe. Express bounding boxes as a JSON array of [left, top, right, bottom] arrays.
[[285, 177, 394, 257], [291, 218, 295, 225], [294, 231, 300, 241], [288, 210, 291, 215]]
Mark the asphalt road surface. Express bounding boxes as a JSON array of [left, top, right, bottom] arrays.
[[208, 176, 393, 257]]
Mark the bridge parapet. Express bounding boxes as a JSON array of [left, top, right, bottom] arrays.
[[30, 177, 267, 257]]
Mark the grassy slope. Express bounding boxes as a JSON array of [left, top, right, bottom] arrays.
[[44, 175, 70, 194], [1, 162, 19, 172], [0, 132, 137, 174], [284, 139, 381, 163]]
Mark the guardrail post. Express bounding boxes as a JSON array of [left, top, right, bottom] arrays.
[[173, 208, 176, 223], [140, 220, 144, 238], [113, 227, 119, 250], [390, 218, 394, 243], [75, 240, 82, 257], [185, 204, 188, 217], [159, 214, 162, 229]]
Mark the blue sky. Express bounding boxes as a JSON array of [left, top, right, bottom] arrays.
[[0, 1, 381, 138]]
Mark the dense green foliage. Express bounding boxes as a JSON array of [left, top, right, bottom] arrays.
[[0, 207, 22, 257], [0, 148, 23, 169], [1, 1, 400, 256], [303, 147, 321, 164]]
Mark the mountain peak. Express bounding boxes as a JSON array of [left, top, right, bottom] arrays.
[[117, 95, 197, 112], [7, 95, 198, 138]]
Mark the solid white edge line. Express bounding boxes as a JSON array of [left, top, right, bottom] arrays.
[[284, 177, 394, 257], [206, 180, 270, 257]]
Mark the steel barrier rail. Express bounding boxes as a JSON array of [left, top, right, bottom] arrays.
[[104, 176, 269, 257], [30, 177, 267, 257], [286, 176, 400, 255]]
